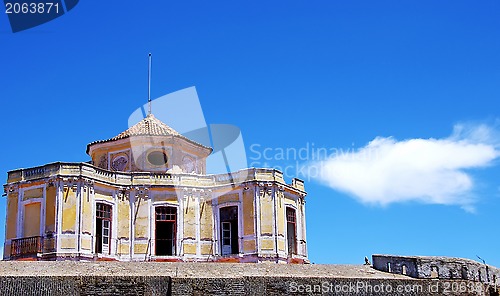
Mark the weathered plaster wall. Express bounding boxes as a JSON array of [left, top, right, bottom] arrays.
[[183, 193, 197, 256], [6, 192, 18, 239], [134, 195, 150, 255], [200, 197, 213, 256], [276, 190, 286, 254], [4, 191, 18, 258], [45, 186, 56, 233], [117, 195, 130, 256], [259, 188, 274, 252], [242, 189, 255, 253], [61, 187, 76, 234], [23, 202, 40, 237], [80, 186, 93, 252]]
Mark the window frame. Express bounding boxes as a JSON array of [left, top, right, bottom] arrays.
[[286, 206, 298, 256], [154, 205, 178, 256], [95, 202, 113, 255]]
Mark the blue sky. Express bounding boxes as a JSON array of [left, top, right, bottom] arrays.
[[1, 1, 500, 266]]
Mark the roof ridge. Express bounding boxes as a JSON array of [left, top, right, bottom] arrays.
[[86, 114, 212, 153], [110, 113, 182, 140]]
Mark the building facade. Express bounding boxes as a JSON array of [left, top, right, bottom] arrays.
[[3, 114, 308, 263]]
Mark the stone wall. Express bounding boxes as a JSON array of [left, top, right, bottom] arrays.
[[0, 276, 170, 296], [0, 275, 497, 295], [0, 261, 498, 295], [172, 277, 496, 296], [373, 255, 500, 284]]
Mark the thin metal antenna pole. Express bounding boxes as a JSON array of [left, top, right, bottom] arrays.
[[148, 53, 152, 115]]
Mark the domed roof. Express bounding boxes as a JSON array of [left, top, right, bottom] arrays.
[[86, 114, 211, 154], [112, 113, 182, 139]]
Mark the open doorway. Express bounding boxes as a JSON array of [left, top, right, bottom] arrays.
[[219, 206, 238, 255], [155, 206, 176, 256], [95, 203, 112, 254]]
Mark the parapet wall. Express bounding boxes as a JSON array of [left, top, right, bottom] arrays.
[[0, 261, 497, 295], [0, 276, 170, 296], [0, 275, 495, 296], [372, 254, 500, 284]]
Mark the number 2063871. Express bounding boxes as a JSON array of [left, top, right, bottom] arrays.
[[5, 2, 60, 14]]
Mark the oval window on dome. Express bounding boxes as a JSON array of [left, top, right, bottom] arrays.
[[147, 150, 168, 166]]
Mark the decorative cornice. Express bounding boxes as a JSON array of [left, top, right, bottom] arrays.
[[6, 162, 307, 196]]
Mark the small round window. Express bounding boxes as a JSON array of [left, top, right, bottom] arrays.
[[147, 150, 168, 166]]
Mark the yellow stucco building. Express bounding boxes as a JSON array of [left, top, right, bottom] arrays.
[[3, 114, 308, 263]]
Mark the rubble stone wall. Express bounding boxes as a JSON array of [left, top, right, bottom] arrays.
[[373, 254, 500, 284], [0, 275, 496, 296]]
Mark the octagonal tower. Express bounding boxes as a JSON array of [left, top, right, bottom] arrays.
[[86, 114, 212, 174]]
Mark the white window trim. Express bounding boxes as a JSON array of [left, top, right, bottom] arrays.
[[214, 201, 241, 256], [150, 201, 180, 257], [94, 198, 115, 256], [107, 148, 131, 172], [18, 184, 46, 239], [284, 204, 298, 257]]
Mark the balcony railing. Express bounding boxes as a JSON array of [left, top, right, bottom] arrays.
[[11, 236, 43, 258], [6, 162, 305, 192]]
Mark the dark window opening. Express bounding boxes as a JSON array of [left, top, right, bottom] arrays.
[[220, 206, 238, 255], [462, 266, 468, 280], [155, 206, 177, 256], [286, 207, 297, 255], [490, 287, 500, 296], [148, 150, 168, 166], [95, 203, 112, 255]]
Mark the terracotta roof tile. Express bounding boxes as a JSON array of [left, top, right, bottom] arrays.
[[112, 114, 182, 139], [86, 114, 211, 153]]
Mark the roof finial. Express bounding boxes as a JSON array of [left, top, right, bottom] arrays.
[[148, 53, 152, 116]]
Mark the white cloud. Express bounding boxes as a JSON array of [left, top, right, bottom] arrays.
[[312, 123, 500, 211]]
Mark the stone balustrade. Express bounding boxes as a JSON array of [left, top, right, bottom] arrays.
[[6, 162, 306, 192]]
